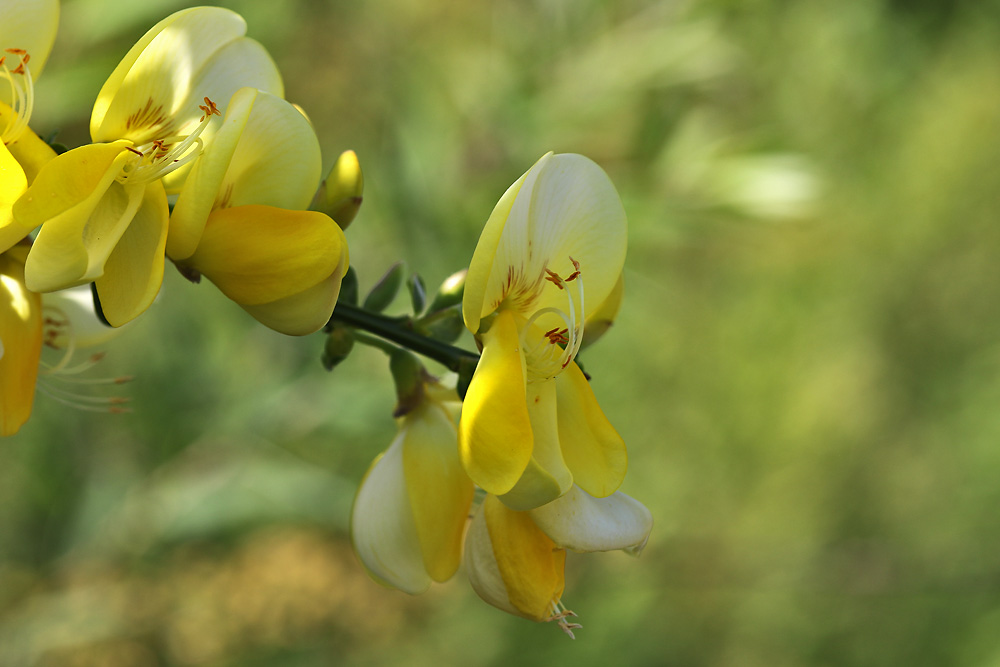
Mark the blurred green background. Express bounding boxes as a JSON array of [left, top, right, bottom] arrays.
[[5, 0, 1000, 664]]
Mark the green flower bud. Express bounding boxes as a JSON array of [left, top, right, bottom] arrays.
[[313, 149, 364, 229]]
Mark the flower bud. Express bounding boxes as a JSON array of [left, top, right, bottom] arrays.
[[313, 150, 364, 229]]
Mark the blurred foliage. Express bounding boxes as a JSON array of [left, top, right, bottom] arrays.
[[5, 0, 1000, 664]]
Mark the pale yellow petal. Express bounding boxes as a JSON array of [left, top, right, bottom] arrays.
[[402, 401, 473, 583], [167, 87, 257, 260], [465, 499, 520, 618], [94, 183, 168, 326], [498, 379, 573, 511], [351, 438, 431, 594], [4, 123, 57, 185], [581, 272, 623, 348], [459, 309, 533, 495], [0, 250, 42, 436], [0, 0, 59, 78], [554, 361, 627, 497], [529, 486, 652, 555]]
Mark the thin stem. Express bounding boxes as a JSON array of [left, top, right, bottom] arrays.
[[330, 302, 479, 372]]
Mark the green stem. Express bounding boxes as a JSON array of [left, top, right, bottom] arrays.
[[330, 302, 479, 372]]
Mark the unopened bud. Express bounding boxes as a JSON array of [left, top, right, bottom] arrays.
[[428, 269, 467, 312], [390, 348, 425, 417], [322, 323, 355, 370], [420, 306, 464, 344], [313, 150, 364, 229], [363, 262, 405, 313]]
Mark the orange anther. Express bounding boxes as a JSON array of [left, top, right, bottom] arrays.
[[198, 96, 221, 121], [125, 146, 144, 157], [566, 256, 581, 281], [11, 63, 24, 75], [4, 48, 26, 55], [545, 268, 565, 290]]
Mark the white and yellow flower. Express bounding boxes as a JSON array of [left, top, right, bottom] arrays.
[[351, 393, 473, 593], [460, 152, 629, 510]]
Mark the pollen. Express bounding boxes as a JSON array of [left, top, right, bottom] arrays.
[[199, 96, 221, 121]]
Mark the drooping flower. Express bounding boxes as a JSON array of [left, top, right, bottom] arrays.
[[351, 390, 474, 593], [169, 87, 349, 335], [460, 153, 629, 510], [465, 487, 652, 637], [13, 6, 283, 326]]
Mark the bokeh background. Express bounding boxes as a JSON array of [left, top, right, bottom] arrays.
[[5, 0, 1000, 664]]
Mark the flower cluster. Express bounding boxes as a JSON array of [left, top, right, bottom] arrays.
[[351, 153, 651, 636], [2, 3, 353, 434]]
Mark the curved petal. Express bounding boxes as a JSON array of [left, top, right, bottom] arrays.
[[185, 205, 347, 305], [167, 86, 257, 259], [94, 183, 168, 326], [3, 123, 57, 186], [351, 437, 431, 595], [0, 248, 42, 436], [554, 361, 627, 497], [498, 379, 573, 511], [0, 0, 59, 78], [529, 486, 652, 555], [581, 272, 623, 349], [18, 142, 144, 291], [459, 309, 533, 494], [43, 286, 124, 349], [0, 141, 28, 253], [402, 401, 473, 583]]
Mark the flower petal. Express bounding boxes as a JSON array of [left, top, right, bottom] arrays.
[[554, 361, 627, 497], [18, 142, 143, 291], [529, 486, 652, 555], [459, 309, 533, 495], [581, 272, 623, 349], [498, 378, 573, 511], [0, 248, 42, 436], [351, 436, 431, 594], [402, 401, 473, 583], [185, 205, 347, 305], [94, 183, 168, 326], [3, 120, 57, 185]]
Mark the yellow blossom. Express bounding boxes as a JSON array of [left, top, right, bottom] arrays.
[[459, 153, 629, 510]]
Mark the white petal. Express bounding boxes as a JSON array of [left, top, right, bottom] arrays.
[[350, 436, 431, 594], [529, 486, 652, 554]]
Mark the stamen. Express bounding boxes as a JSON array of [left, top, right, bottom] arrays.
[[1, 48, 34, 144], [520, 258, 587, 381], [547, 600, 582, 639], [116, 97, 218, 185]]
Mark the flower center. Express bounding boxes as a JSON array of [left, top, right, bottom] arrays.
[[1, 48, 34, 144], [116, 96, 221, 186], [520, 257, 586, 382]]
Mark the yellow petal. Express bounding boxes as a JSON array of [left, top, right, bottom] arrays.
[[0, 250, 42, 436], [554, 361, 627, 497], [18, 142, 144, 291], [581, 272, 624, 348], [498, 379, 573, 511], [529, 486, 652, 554], [239, 256, 346, 336], [91, 7, 282, 143], [4, 123, 57, 186], [483, 494, 565, 621], [402, 401, 473, 583], [459, 309, 533, 494], [185, 205, 347, 305], [351, 437, 431, 594], [94, 183, 168, 326], [0, 141, 28, 254], [0, 0, 60, 78]]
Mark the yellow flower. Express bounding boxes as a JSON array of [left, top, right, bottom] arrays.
[[0, 242, 42, 436], [14, 6, 283, 327], [465, 487, 652, 637], [460, 153, 629, 510], [351, 393, 474, 594], [170, 87, 349, 335]]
